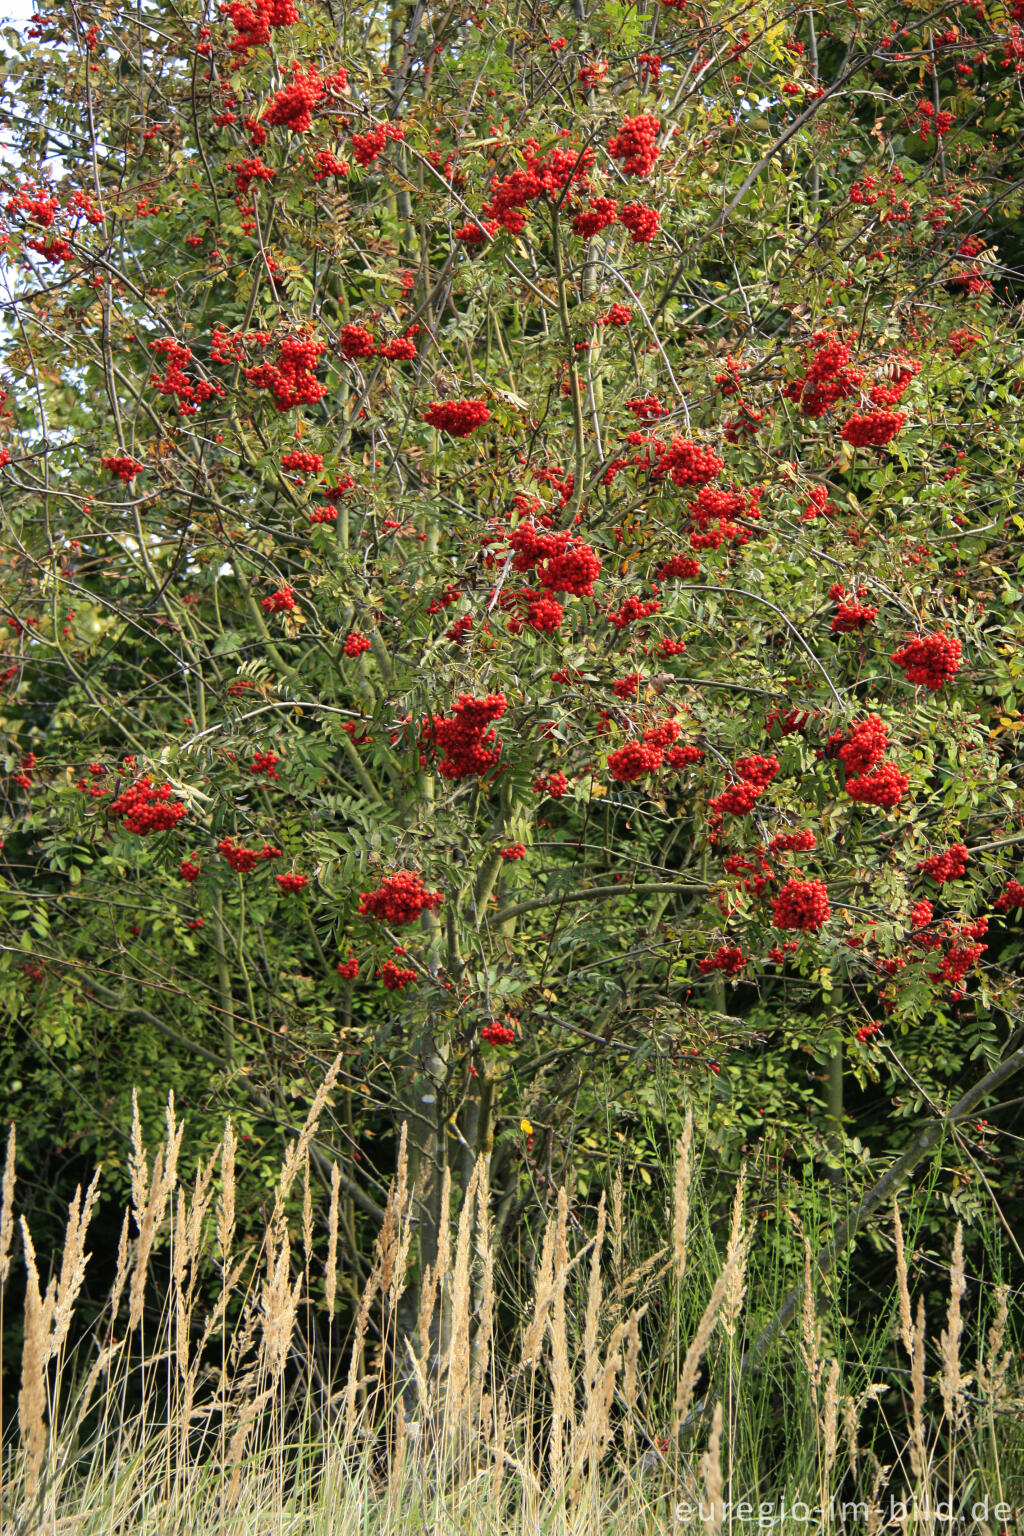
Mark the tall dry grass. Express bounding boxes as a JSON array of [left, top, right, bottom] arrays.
[[0, 1081, 1021, 1536]]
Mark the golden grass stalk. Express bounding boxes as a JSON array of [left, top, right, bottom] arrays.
[[326, 1160, 341, 1317], [976, 1282, 1011, 1409], [673, 1107, 694, 1282], [470, 1162, 495, 1417], [938, 1220, 967, 1429], [216, 1119, 237, 1265], [673, 1239, 743, 1435], [699, 1400, 724, 1536], [275, 1051, 342, 1206], [445, 1160, 480, 1434], [799, 1236, 823, 1405], [547, 1187, 572, 1487], [909, 1292, 927, 1484], [821, 1356, 841, 1521], [49, 1169, 102, 1365], [721, 1165, 748, 1340], [261, 1225, 302, 1381], [0, 1123, 15, 1289], [17, 1217, 54, 1498], [893, 1197, 914, 1358]]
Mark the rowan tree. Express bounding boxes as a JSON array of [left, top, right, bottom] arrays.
[[2, 0, 1024, 1290]]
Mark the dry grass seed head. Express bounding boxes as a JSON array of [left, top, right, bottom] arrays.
[[673, 1241, 742, 1434], [17, 1217, 53, 1496], [909, 1292, 927, 1483], [0, 1124, 15, 1288], [276, 1052, 342, 1206], [700, 1400, 724, 1536], [976, 1283, 1012, 1410], [673, 1108, 694, 1282], [938, 1220, 968, 1428], [326, 1161, 341, 1317], [893, 1198, 915, 1358], [49, 1168, 102, 1363], [217, 1120, 237, 1264], [721, 1164, 748, 1340]]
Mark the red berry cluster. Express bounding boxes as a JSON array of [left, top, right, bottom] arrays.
[[667, 743, 703, 768], [869, 358, 919, 407], [656, 555, 701, 581], [336, 954, 360, 979], [262, 585, 296, 613], [772, 876, 830, 932], [344, 631, 371, 657], [339, 323, 377, 359], [829, 583, 878, 633], [698, 944, 745, 975], [890, 632, 962, 689], [421, 693, 507, 779], [148, 338, 225, 415], [378, 960, 417, 989], [837, 716, 889, 776], [358, 870, 443, 924], [11, 750, 36, 789], [650, 436, 723, 488], [102, 454, 144, 482], [222, 0, 297, 55], [179, 859, 201, 882], [423, 400, 491, 436], [480, 139, 596, 235], [917, 844, 968, 884], [244, 334, 326, 411], [607, 114, 661, 177], [218, 838, 282, 871], [768, 829, 817, 853], [226, 156, 275, 193], [786, 331, 863, 419], [607, 721, 696, 786], [250, 751, 280, 779], [509, 520, 602, 595], [309, 505, 338, 524], [572, 196, 618, 238], [994, 879, 1024, 913], [499, 843, 527, 860], [842, 409, 907, 447], [480, 1020, 516, 1045], [280, 449, 323, 474], [949, 328, 980, 357], [262, 62, 345, 132], [599, 302, 633, 327], [533, 770, 568, 797], [846, 763, 909, 808], [855, 1021, 882, 1044], [625, 395, 668, 423], [607, 740, 664, 782], [618, 202, 660, 243], [109, 778, 187, 835], [607, 595, 661, 629], [351, 120, 406, 167], [709, 754, 779, 816], [310, 148, 349, 180], [276, 871, 308, 891]]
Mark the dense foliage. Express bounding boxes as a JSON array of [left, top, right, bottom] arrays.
[[2, 0, 1024, 1315]]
